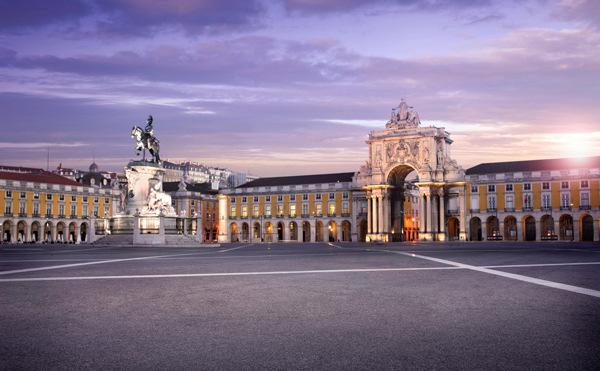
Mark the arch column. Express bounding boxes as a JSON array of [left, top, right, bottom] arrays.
[[283, 221, 290, 241], [377, 194, 384, 237], [438, 191, 445, 241], [419, 193, 426, 239], [367, 196, 372, 234], [536, 219, 542, 241], [372, 195, 378, 235], [594, 217, 599, 241], [310, 220, 316, 242], [573, 219, 580, 242]]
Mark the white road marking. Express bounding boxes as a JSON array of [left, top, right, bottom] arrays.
[[397, 251, 600, 299], [0, 250, 227, 276], [218, 243, 254, 253], [483, 262, 600, 268], [327, 242, 342, 249], [0, 266, 462, 282]]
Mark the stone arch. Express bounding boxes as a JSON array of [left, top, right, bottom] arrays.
[[580, 214, 594, 241], [523, 215, 536, 241], [504, 216, 517, 241], [469, 217, 482, 241], [358, 219, 367, 242], [327, 220, 338, 242], [341, 220, 351, 242], [486, 216, 499, 238], [315, 220, 324, 242], [386, 164, 419, 241], [447, 217, 459, 241], [80, 222, 88, 243], [31, 221, 41, 242], [540, 214, 554, 239], [289, 221, 298, 241], [253, 222, 261, 241], [43, 221, 53, 242], [68, 221, 78, 243], [241, 222, 249, 242], [302, 221, 311, 242], [230, 222, 239, 242], [2, 220, 12, 242], [56, 221, 66, 242], [277, 222, 284, 241], [17, 220, 28, 242], [264, 222, 273, 242], [559, 214, 573, 241]]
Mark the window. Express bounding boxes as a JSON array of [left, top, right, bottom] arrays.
[[82, 196, 87, 202], [104, 207, 109, 216], [303, 194, 308, 201], [277, 195, 283, 202], [329, 192, 335, 199], [33, 203, 39, 215], [342, 192, 349, 200], [561, 181, 569, 189], [230, 197, 236, 203], [230, 206, 236, 217], [265, 204, 271, 217], [265, 196, 271, 202], [59, 204, 65, 216], [93, 206, 98, 217], [523, 183, 531, 191], [5, 202, 11, 215], [328, 203, 336, 215], [488, 185, 495, 193], [581, 192, 590, 207], [6, 190, 12, 198], [70, 195, 76, 202], [342, 201, 349, 214], [253, 205, 259, 217], [542, 182, 550, 190], [316, 204, 322, 216], [241, 206, 248, 218], [316, 193, 322, 200], [253, 196, 258, 203], [20, 192, 26, 199], [470, 185, 478, 193], [242, 196, 247, 203], [34, 192, 39, 199], [19, 201, 25, 214], [59, 194, 64, 201], [104, 198, 109, 204], [290, 204, 296, 217], [581, 180, 589, 188], [542, 193, 551, 209], [47, 193, 52, 200], [302, 203, 308, 216], [94, 196, 98, 203], [561, 193, 570, 208], [487, 195, 496, 210], [505, 195, 514, 209], [83, 204, 88, 216], [277, 204, 283, 216], [290, 194, 296, 201], [46, 202, 52, 215], [523, 194, 532, 209], [71, 204, 76, 216], [505, 184, 513, 192]]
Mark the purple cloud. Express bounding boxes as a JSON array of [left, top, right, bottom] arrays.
[[0, 0, 91, 32]]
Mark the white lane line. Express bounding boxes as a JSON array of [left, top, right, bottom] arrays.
[[483, 262, 600, 268], [327, 242, 342, 249], [0, 266, 462, 282], [218, 243, 254, 253], [397, 251, 600, 299], [0, 250, 227, 276]]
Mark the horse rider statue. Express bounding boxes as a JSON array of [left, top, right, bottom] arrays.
[[131, 115, 161, 164]]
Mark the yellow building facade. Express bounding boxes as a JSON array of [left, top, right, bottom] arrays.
[[0, 166, 119, 243]]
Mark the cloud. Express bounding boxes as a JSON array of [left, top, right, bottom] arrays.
[[0, 0, 92, 32], [554, 0, 600, 27], [0, 142, 87, 149], [282, 0, 493, 15]]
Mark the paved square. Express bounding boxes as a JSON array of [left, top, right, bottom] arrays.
[[1, 242, 599, 369]]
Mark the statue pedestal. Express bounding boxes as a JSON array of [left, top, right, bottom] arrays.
[[125, 162, 164, 216]]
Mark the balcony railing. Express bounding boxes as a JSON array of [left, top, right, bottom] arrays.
[[579, 205, 591, 211], [559, 206, 571, 211], [341, 212, 351, 217], [276, 214, 284, 218], [469, 208, 480, 213], [4, 212, 13, 217], [522, 207, 533, 212], [504, 208, 515, 213], [32, 213, 40, 218], [289, 214, 297, 219], [327, 213, 336, 217], [58, 214, 65, 218], [45, 213, 52, 218], [487, 208, 497, 213], [70, 214, 77, 219], [446, 209, 459, 216], [301, 214, 310, 218], [540, 207, 552, 212]]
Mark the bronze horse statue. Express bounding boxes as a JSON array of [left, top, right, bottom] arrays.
[[131, 125, 161, 164]]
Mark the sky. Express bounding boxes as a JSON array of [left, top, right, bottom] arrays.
[[0, 0, 599, 176]]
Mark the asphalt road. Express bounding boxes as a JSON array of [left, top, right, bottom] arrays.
[[1, 241, 599, 370]]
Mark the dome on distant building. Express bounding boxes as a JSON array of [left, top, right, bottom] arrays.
[[89, 162, 99, 173]]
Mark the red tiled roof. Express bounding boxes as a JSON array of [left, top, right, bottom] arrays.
[[0, 170, 81, 186]]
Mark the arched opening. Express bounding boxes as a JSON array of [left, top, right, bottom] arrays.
[[358, 219, 367, 242], [504, 216, 517, 241], [447, 217, 459, 241], [486, 216, 500, 239], [327, 220, 337, 242], [230, 222, 238, 242], [289, 221, 298, 241], [469, 217, 482, 241], [341, 220, 351, 242], [241, 222, 249, 242], [2, 220, 12, 242], [80, 222, 88, 243], [523, 216, 536, 241], [302, 221, 311, 242], [68, 222, 77, 243], [264, 222, 273, 242], [540, 214, 555, 240], [387, 164, 418, 242], [56, 222, 66, 242], [253, 222, 261, 241], [581, 214, 594, 241], [43, 221, 53, 242], [31, 221, 40, 242], [17, 220, 27, 242], [277, 222, 284, 241], [315, 221, 324, 242], [559, 214, 573, 241]]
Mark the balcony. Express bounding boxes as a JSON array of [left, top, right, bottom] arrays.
[[18, 212, 27, 217], [32, 213, 40, 218], [540, 207, 552, 212], [559, 206, 571, 211], [327, 213, 336, 217], [469, 208, 480, 213], [240, 215, 248, 219], [579, 205, 591, 211], [276, 214, 284, 218], [522, 207, 533, 212], [301, 214, 310, 218], [58, 214, 65, 218], [341, 212, 351, 218], [289, 214, 297, 219], [45, 213, 52, 218], [504, 208, 515, 213], [229, 216, 237, 220], [4, 212, 13, 217], [70, 214, 77, 219], [446, 209, 459, 216], [487, 208, 497, 213]]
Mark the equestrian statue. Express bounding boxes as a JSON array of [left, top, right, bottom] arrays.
[[131, 115, 161, 164]]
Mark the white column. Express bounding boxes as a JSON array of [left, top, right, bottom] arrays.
[[372, 195, 378, 234], [11, 223, 17, 243], [217, 194, 228, 242], [439, 193, 445, 234], [337, 221, 342, 242], [284, 221, 290, 241], [536, 219, 542, 241], [378, 195, 384, 236], [196, 216, 203, 242], [310, 220, 316, 242], [516, 220, 523, 241], [426, 192, 432, 235], [419, 194, 426, 236], [573, 219, 580, 241], [366, 196, 372, 234], [297, 223, 303, 242]]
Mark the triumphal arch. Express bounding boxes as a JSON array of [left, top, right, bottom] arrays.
[[355, 100, 467, 241]]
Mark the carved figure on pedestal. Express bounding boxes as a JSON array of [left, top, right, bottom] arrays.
[[437, 147, 444, 168], [142, 182, 176, 216]]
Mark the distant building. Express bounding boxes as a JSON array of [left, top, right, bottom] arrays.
[[162, 160, 257, 189]]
